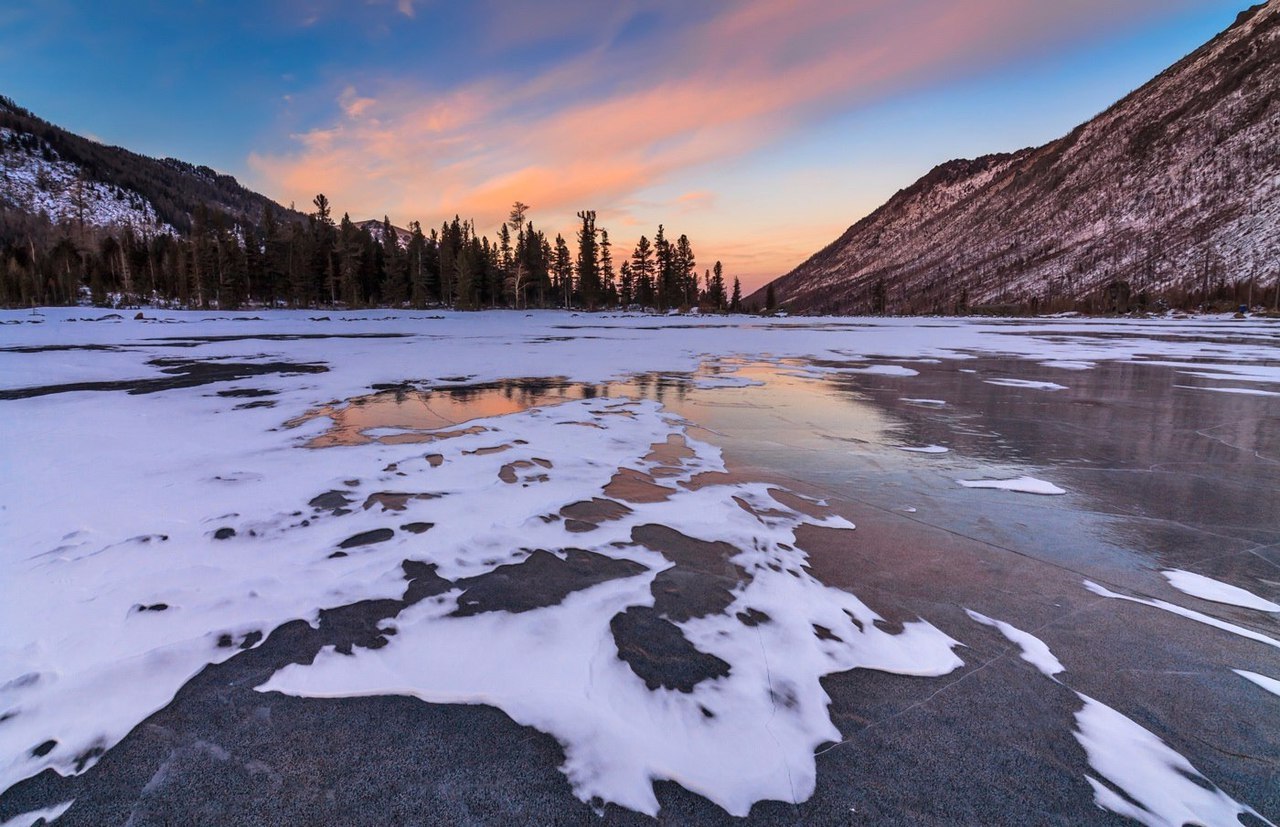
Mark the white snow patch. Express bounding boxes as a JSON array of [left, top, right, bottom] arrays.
[[1162, 570, 1280, 613], [1074, 693, 1270, 827], [1173, 384, 1280, 397], [957, 476, 1066, 495], [0, 799, 74, 827], [901, 398, 947, 406], [897, 445, 948, 454], [983, 378, 1068, 391], [1233, 670, 1280, 698], [1040, 360, 1095, 370], [1084, 581, 1280, 650], [965, 610, 1063, 677], [260, 475, 965, 817], [834, 364, 919, 377]]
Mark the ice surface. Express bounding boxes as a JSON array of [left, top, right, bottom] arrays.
[[1233, 670, 1280, 698], [4, 310, 1280, 810], [1084, 582, 1280, 650], [897, 445, 949, 454], [965, 610, 1063, 677], [900, 397, 947, 406], [957, 476, 1066, 495], [1162, 570, 1280, 613], [1074, 694, 1270, 827]]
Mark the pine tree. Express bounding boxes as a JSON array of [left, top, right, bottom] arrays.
[[619, 260, 634, 307], [575, 210, 601, 309], [599, 228, 616, 307], [654, 225, 673, 309], [730, 276, 742, 312], [553, 233, 573, 307], [336, 213, 362, 307], [674, 234, 696, 307], [407, 220, 428, 308], [505, 202, 530, 308], [709, 260, 726, 312], [765, 282, 777, 312], [379, 215, 407, 306], [631, 236, 655, 309]]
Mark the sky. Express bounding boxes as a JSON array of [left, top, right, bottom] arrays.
[[0, 0, 1257, 292]]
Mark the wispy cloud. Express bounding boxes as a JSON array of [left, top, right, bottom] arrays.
[[249, 0, 1203, 282]]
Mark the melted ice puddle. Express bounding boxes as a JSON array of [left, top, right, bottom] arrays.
[[1162, 570, 1280, 613]]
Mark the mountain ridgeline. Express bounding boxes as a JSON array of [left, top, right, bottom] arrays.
[[0, 98, 738, 312], [756, 3, 1280, 315], [0, 96, 300, 236]]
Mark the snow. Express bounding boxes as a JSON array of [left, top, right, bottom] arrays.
[[1233, 670, 1280, 698], [4, 310, 1280, 815], [897, 444, 948, 454], [964, 610, 1063, 677], [832, 364, 919, 377], [957, 476, 1066, 495], [1173, 384, 1280, 397], [0, 800, 75, 827], [1084, 581, 1280, 650], [901, 397, 947, 406], [983, 378, 1068, 391], [1040, 360, 1095, 370], [1162, 570, 1280, 613], [1073, 694, 1270, 827], [0, 128, 174, 234]]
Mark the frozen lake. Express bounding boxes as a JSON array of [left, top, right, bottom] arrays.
[[1, 309, 1278, 825]]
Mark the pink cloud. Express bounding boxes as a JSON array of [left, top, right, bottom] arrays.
[[248, 0, 1204, 282]]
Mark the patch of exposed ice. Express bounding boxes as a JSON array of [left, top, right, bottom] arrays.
[[1040, 360, 1095, 370], [1234, 670, 1280, 698], [1074, 694, 1270, 827], [957, 476, 1066, 495], [897, 445, 948, 454], [1084, 581, 1280, 650], [1162, 570, 1280, 613], [965, 610, 1063, 677], [983, 378, 1068, 391]]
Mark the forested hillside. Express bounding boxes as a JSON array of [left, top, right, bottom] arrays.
[[0, 100, 740, 312], [755, 3, 1280, 315]]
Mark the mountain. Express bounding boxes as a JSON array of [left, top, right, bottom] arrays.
[[755, 3, 1280, 315], [354, 218, 414, 247], [0, 96, 299, 237]]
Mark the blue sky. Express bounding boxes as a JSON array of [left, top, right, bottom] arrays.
[[0, 0, 1255, 289]]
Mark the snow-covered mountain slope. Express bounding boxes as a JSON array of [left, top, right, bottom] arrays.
[[756, 3, 1280, 314], [355, 218, 413, 247], [0, 128, 173, 234], [0, 97, 300, 236]]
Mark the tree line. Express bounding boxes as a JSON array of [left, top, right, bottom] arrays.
[[0, 195, 748, 312]]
